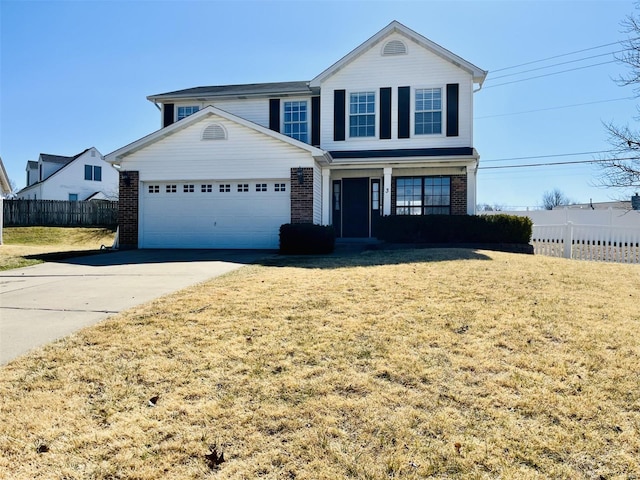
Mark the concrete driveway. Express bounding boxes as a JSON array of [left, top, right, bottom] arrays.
[[0, 249, 270, 365]]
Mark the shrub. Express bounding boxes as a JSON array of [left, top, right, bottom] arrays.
[[376, 214, 532, 244], [279, 223, 336, 254]]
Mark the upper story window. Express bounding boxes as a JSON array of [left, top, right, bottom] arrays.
[[177, 106, 199, 121], [349, 92, 375, 137], [415, 88, 442, 135], [283, 101, 308, 143], [84, 165, 102, 181]]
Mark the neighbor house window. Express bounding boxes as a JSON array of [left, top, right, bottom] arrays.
[[415, 88, 442, 135], [69, 193, 78, 201], [349, 91, 375, 137], [84, 165, 102, 181], [283, 101, 308, 143], [395, 176, 450, 215], [177, 106, 199, 121]]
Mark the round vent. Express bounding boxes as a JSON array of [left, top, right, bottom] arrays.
[[382, 39, 407, 56], [202, 123, 227, 140]]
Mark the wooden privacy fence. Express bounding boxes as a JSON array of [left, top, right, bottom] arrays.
[[532, 222, 640, 263], [3, 199, 118, 227]]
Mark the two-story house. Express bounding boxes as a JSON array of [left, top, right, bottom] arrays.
[[106, 21, 487, 249], [17, 147, 118, 201]]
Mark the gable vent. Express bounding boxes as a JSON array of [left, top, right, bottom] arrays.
[[202, 123, 227, 141], [382, 40, 407, 56]]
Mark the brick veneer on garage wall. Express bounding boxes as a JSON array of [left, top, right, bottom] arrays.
[[118, 170, 139, 249], [390, 174, 467, 215], [290, 167, 314, 223]]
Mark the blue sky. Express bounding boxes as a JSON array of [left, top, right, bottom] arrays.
[[1, 0, 638, 208]]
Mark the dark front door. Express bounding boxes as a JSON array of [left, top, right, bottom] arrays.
[[342, 177, 369, 237]]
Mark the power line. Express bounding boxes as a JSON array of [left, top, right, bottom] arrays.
[[481, 150, 613, 163], [479, 159, 603, 170], [490, 39, 629, 73], [485, 49, 627, 82], [479, 156, 640, 170], [483, 60, 618, 89], [475, 97, 633, 119]]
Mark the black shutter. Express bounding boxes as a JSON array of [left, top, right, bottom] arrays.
[[446, 83, 459, 137], [334, 90, 346, 141], [269, 99, 281, 132], [398, 86, 410, 139], [380, 87, 391, 140], [311, 96, 320, 146], [163, 103, 175, 128]]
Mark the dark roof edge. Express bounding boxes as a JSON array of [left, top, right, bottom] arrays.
[[329, 147, 475, 159], [148, 81, 316, 101]]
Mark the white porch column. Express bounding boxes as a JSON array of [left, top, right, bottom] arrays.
[[467, 162, 477, 215], [383, 167, 392, 216], [321, 168, 331, 225]]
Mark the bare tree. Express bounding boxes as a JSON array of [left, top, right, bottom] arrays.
[[541, 188, 571, 210], [599, 4, 640, 190]]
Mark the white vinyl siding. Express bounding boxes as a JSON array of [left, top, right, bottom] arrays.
[[319, 32, 473, 152]]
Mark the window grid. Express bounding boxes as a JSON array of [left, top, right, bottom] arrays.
[[148, 185, 160, 194], [395, 177, 450, 215], [201, 184, 213, 193], [283, 101, 308, 143], [166, 184, 177, 193], [415, 88, 442, 135], [349, 92, 375, 137], [275, 183, 286, 192], [219, 184, 231, 193], [237, 184, 249, 192], [183, 184, 195, 193], [256, 183, 267, 192], [177, 106, 199, 121]]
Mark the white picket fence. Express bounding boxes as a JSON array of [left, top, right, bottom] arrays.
[[532, 222, 640, 263]]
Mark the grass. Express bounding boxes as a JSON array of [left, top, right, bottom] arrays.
[[0, 248, 639, 479], [0, 227, 116, 270]]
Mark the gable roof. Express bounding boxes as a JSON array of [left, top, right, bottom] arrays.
[[105, 105, 332, 165], [17, 148, 99, 193], [147, 81, 315, 103], [310, 20, 487, 87]]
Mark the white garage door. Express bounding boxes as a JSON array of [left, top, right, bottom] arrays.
[[140, 180, 290, 249]]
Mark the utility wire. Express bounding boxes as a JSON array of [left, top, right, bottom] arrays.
[[475, 97, 633, 119], [485, 49, 627, 82], [482, 150, 614, 163], [490, 39, 631, 73], [483, 60, 618, 89], [479, 156, 639, 170]]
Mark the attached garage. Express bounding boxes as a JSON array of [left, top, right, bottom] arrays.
[[106, 106, 329, 250], [140, 180, 289, 249]]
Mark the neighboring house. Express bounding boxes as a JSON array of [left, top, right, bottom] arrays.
[[106, 21, 487, 249], [17, 147, 118, 201]]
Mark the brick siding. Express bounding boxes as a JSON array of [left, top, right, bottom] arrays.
[[450, 174, 467, 215], [290, 167, 314, 223], [118, 170, 139, 249]]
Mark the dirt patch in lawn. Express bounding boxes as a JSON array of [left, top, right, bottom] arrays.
[[0, 249, 638, 479]]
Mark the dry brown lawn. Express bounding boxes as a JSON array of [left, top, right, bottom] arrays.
[[0, 227, 116, 270], [0, 249, 638, 479]]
